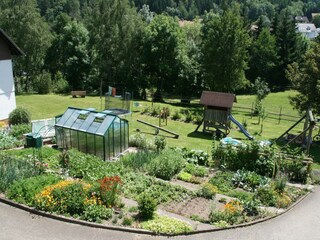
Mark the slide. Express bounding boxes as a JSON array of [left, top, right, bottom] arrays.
[[229, 115, 254, 140]]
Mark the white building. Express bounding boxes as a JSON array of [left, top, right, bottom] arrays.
[[0, 29, 23, 122], [296, 23, 319, 39]]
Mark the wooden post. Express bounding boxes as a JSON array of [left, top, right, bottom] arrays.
[[302, 111, 309, 146], [306, 109, 315, 155], [278, 106, 282, 124], [251, 102, 254, 118]]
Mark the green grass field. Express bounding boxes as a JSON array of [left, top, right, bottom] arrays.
[[16, 91, 320, 167]]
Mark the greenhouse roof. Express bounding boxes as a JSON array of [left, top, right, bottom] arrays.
[[55, 107, 125, 136]]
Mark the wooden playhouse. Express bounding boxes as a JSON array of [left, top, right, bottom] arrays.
[[196, 91, 236, 135]]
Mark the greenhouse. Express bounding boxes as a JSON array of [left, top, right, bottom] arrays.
[[55, 107, 129, 160]]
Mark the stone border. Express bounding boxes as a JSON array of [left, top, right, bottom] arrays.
[[0, 189, 313, 237]]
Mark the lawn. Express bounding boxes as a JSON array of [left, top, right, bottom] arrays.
[[16, 91, 320, 165]]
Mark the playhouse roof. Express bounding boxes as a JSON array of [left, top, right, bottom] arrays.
[[0, 29, 24, 56], [200, 91, 236, 108]]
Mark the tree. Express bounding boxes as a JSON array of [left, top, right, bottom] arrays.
[[247, 27, 278, 85], [0, 0, 52, 92], [143, 14, 182, 101], [201, 9, 251, 92], [45, 18, 90, 90], [273, 10, 308, 89], [88, 0, 145, 94], [286, 42, 320, 114], [177, 19, 202, 101]]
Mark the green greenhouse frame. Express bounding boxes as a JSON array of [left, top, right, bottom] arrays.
[[55, 107, 129, 160]]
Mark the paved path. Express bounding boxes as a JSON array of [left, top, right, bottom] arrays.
[[1, 187, 320, 240]]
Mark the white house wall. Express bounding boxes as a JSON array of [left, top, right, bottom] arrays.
[[0, 59, 16, 120]]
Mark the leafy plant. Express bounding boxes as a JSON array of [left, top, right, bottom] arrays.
[[0, 155, 38, 192], [210, 200, 244, 225], [273, 176, 287, 194], [120, 151, 157, 171], [154, 136, 166, 152], [232, 170, 270, 192], [184, 149, 209, 166], [199, 183, 218, 199], [122, 217, 133, 226], [6, 174, 61, 205], [138, 192, 157, 220], [255, 186, 277, 207], [129, 133, 153, 150], [81, 205, 113, 223], [209, 171, 235, 194], [8, 107, 31, 125], [9, 124, 31, 139], [140, 215, 192, 234], [177, 171, 201, 184], [147, 149, 185, 180], [184, 163, 208, 177], [96, 176, 123, 208], [0, 130, 22, 150]]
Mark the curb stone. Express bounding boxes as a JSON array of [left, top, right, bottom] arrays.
[[0, 189, 314, 237]]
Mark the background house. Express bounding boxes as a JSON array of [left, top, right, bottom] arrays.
[[296, 23, 319, 39], [0, 29, 23, 122]]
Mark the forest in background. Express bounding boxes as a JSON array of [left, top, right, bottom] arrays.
[[1, 0, 320, 112]]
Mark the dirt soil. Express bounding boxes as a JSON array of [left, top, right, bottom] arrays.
[[161, 197, 225, 222]]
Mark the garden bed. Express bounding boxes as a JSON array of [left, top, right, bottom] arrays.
[[0, 142, 314, 234]]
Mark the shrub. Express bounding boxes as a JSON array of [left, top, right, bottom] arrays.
[[6, 174, 61, 205], [184, 110, 193, 122], [171, 111, 182, 120], [154, 136, 166, 152], [255, 186, 277, 207], [281, 158, 308, 183], [129, 133, 151, 150], [199, 183, 218, 199], [52, 71, 69, 94], [138, 192, 157, 220], [81, 205, 113, 223], [140, 215, 192, 234], [122, 217, 133, 226], [34, 71, 52, 94], [9, 124, 31, 139], [9, 107, 31, 125], [177, 171, 193, 182], [184, 163, 208, 177], [147, 149, 185, 180]]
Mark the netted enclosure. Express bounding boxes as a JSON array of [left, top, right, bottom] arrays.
[[55, 107, 129, 160], [105, 88, 132, 115]]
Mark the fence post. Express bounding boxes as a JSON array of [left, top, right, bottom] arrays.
[[278, 106, 282, 124], [251, 102, 254, 118]]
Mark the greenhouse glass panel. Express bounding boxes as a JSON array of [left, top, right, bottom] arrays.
[[56, 108, 76, 127], [95, 136, 104, 159], [105, 130, 110, 159], [70, 130, 78, 149], [114, 119, 121, 156], [79, 113, 96, 132], [78, 131, 87, 152], [87, 134, 95, 155], [64, 112, 80, 128], [55, 107, 129, 160], [96, 115, 115, 135], [108, 124, 114, 157]]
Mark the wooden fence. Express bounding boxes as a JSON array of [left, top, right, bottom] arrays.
[[233, 104, 302, 124]]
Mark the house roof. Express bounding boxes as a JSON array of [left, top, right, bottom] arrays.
[[200, 91, 236, 108], [0, 29, 24, 56], [296, 23, 317, 33]]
